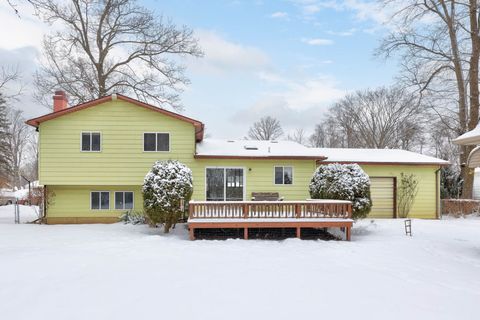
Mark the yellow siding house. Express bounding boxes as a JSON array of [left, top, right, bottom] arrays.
[[27, 92, 448, 223]]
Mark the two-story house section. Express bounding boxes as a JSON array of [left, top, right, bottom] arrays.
[[26, 92, 204, 223], [27, 91, 448, 224]]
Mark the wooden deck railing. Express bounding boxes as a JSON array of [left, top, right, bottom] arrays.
[[188, 200, 352, 219]]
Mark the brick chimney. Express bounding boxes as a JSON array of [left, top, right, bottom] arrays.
[[53, 90, 68, 112]]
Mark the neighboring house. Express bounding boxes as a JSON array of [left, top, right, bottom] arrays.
[[474, 168, 480, 200], [26, 92, 448, 224], [453, 127, 480, 199]]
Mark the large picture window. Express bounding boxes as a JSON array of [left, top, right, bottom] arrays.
[[274, 166, 293, 185], [115, 191, 134, 210], [144, 133, 170, 152], [91, 191, 110, 210], [81, 132, 101, 152], [206, 168, 244, 201]]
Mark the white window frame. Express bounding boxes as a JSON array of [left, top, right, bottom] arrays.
[[205, 166, 246, 201], [80, 131, 102, 152], [143, 132, 170, 152], [90, 191, 110, 210], [273, 166, 294, 185], [114, 191, 135, 210]]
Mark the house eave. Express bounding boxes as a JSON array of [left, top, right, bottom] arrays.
[[194, 155, 328, 160], [25, 94, 205, 141], [317, 160, 450, 166]]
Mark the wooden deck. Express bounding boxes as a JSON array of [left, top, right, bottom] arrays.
[[188, 200, 353, 240]]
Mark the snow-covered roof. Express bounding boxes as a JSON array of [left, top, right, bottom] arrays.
[[314, 148, 449, 165], [453, 126, 480, 145], [195, 139, 326, 159], [195, 139, 448, 165]]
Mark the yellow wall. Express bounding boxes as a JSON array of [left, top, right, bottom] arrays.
[[48, 185, 143, 218], [38, 99, 440, 220], [38, 100, 196, 185], [361, 165, 440, 219], [190, 159, 317, 201]]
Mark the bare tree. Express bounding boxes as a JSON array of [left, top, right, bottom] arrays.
[[287, 128, 307, 145], [311, 87, 425, 150], [33, 0, 203, 111], [0, 65, 23, 102], [247, 116, 283, 140], [21, 133, 39, 182], [378, 0, 480, 197], [6, 109, 31, 188], [309, 121, 348, 148], [4, 0, 38, 15]]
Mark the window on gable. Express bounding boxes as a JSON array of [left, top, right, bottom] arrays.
[[144, 133, 170, 152], [91, 191, 109, 210], [274, 166, 293, 185], [82, 132, 101, 152], [115, 191, 134, 210]]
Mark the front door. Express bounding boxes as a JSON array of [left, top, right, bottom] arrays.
[[206, 168, 244, 201]]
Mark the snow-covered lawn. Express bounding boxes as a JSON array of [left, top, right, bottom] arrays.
[[0, 205, 479, 320]]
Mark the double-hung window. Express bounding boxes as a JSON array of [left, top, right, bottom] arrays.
[[91, 191, 110, 210], [115, 191, 134, 210], [144, 133, 170, 152], [81, 132, 101, 152], [274, 166, 293, 185]]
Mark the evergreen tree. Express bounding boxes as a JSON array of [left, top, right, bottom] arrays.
[[309, 163, 372, 219], [143, 160, 193, 232], [0, 93, 11, 186]]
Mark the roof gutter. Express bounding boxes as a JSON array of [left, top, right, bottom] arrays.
[[195, 155, 327, 160], [317, 160, 450, 166]]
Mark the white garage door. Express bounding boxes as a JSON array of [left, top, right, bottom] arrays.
[[369, 177, 395, 218]]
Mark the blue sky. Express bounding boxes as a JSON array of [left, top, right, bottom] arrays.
[[146, 0, 398, 137], [0, 0, 397, 138]]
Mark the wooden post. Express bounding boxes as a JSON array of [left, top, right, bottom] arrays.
[[296, 227, 301, 239], [295, 203, 301, 218], [346, 227, 351, 241], [244, 228, 248, 240], [243, 204, 249, 219], [189, 227, 195, 240], [188, 202, 194, 219]]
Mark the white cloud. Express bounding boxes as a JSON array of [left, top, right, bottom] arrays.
[[231, 71, 346, 134], [302, 4, 320, 14], [301, 38, 333, 46], [0, 3, 47, 50], [257, 72, 345, 111], [190, 30, 270, 75], [327, 28, 357, 36], [270, 11, 289, 19], [289, 0, 341, 15]]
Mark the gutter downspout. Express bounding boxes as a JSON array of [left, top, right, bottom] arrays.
[[43, 185, 47, 224], [435, 167, 442, 219]]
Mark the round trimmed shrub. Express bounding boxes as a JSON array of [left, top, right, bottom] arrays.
[[309, 163, 372, 219], [143, 160, 193, 232]]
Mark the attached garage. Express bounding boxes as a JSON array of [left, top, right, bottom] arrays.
[[369, 177, 396, 218], [315, 148, 449, 219]]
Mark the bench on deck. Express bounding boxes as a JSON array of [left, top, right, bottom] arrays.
[[251, 192, 284, 201], [187, 200, 353, 241]]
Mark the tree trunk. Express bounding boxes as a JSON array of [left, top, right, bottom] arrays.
[[464, 0, 480, 198], [439, 0, 470, 198], [460, 145, 475, 198]]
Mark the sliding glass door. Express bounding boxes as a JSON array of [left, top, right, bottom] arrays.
[[206, 168, 244, 201]]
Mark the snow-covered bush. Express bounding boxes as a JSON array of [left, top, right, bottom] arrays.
[[119, 210, 147, 225], [143, 160, 193, 232], [309, 163, 372, 219]]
